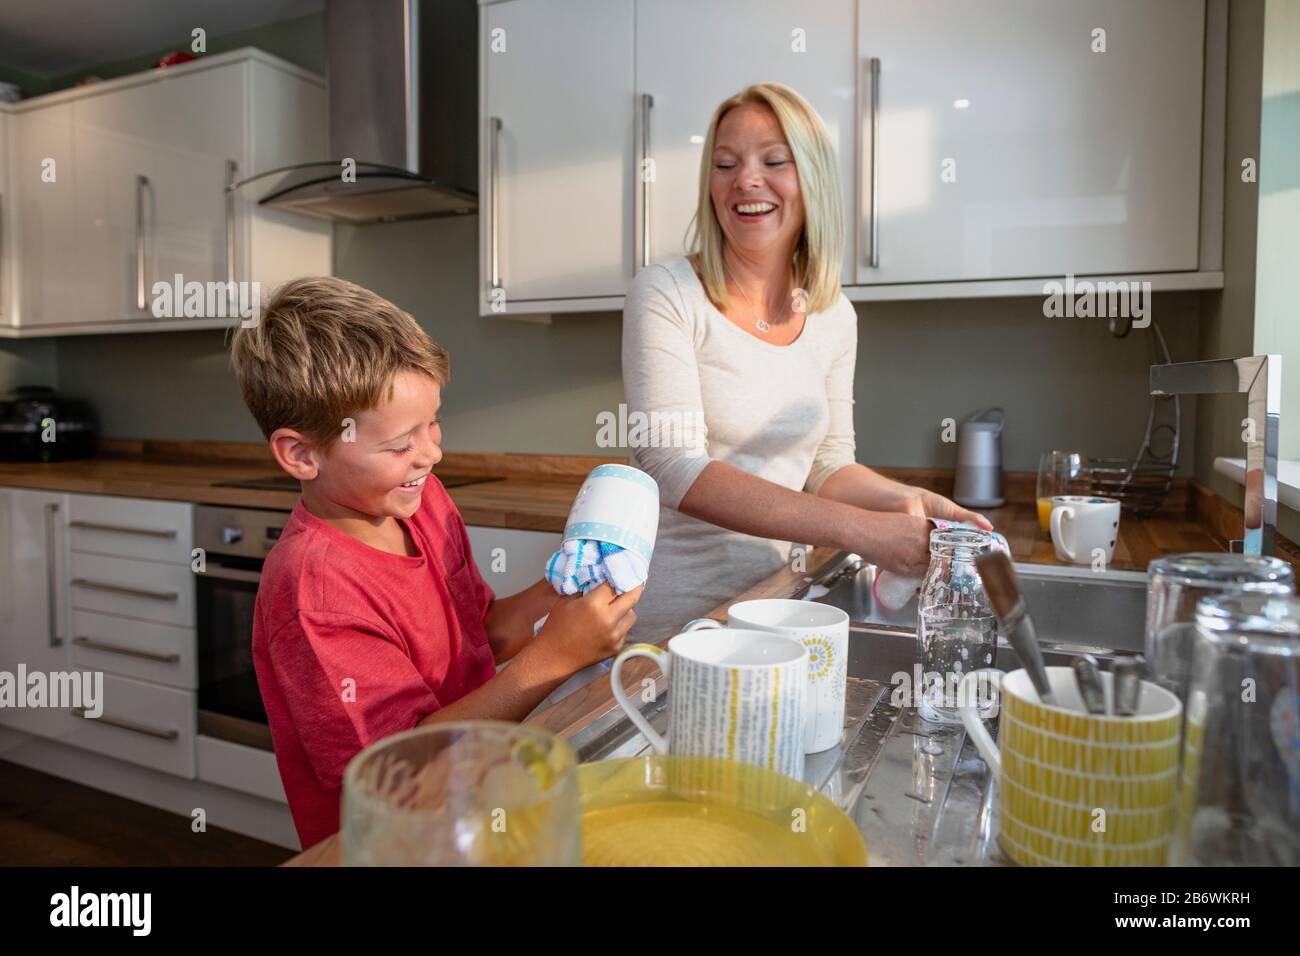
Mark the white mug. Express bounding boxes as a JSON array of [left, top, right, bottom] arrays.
[[698, 600, 850, 754], [562, 463, 659, 564], [1050, 495, 1120, 566], [610, 624, 807, 780]]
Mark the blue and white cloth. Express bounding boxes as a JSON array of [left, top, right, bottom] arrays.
[[529, 538, 651, 713], [544, 538, 650, 597]]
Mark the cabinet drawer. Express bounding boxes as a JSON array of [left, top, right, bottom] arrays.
[[70, 552, 195, 628], [69, 609, 197, 690], [67, 671, 196, 778], [69, 494, 193, 564]]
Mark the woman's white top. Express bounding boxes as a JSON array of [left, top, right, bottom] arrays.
[[621, 256, 858, 641]]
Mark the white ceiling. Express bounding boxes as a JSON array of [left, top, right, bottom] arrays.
[[0, 0, 323, 77]]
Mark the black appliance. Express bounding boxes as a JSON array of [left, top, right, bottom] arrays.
[[194, 504, 290, 751], [0, 386, 97, 461]]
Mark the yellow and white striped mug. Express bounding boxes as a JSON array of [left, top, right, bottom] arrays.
[[958, 667, 1181, 866], [610, 625, 808, 780]]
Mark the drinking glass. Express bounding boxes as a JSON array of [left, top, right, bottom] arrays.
[[341, 721, 581, 866], [1035, 450, 1089, 533], [918, 527, 996, 724], [1145, 553, 1293, 702], [1174, 592, 1300, 866]]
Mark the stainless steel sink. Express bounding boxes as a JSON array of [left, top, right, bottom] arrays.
[[812, 553, 1148, 672]]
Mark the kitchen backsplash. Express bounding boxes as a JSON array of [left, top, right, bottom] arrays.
[[6, 213, 1200, 473]]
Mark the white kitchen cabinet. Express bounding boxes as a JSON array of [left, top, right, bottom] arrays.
[[65, 670, 197, 779], [1, 49, 331, 336], [10, 103, 78, 328], [72, 64, 242, 322], [466, 525, 562, 598], [479, 0, 635, 313], [854, 0, 1206, 285], [0, 487, 73, 741], [476, 0, 1223, 310], [636, 0, 858, 284]]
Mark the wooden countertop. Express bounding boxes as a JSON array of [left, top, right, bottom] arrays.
[[0, 441, 601, 533], [0, 444, 1261, 566]]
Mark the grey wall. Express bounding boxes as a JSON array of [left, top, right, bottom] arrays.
[[47, 209, 1203, 474], [0, 337, 57, 396]]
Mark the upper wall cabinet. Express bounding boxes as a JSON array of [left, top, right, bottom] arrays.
[[478, 0, 1225, 315], [856, 0, 1206, 286], [479, 0, 635, 312], [1, 50, 331, 337], [637, 0, 857, 284]]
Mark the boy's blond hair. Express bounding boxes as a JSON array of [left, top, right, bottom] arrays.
[[230, 276, 449, 448]]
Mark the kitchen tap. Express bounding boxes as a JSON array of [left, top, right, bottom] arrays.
[[1150, 355, 1281, 556]]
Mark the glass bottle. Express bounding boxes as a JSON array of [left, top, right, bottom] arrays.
[[917, 527, 996, 724]]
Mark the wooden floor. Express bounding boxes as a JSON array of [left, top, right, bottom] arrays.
[[0, 761, 294, 866]]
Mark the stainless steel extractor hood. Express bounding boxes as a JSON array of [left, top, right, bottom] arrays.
[[233, 0, 477, 224]]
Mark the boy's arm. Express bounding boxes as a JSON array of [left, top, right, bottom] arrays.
[[482, 578, 559, 663], [417, 638, 570, 724], [424, 583, 640, 725]]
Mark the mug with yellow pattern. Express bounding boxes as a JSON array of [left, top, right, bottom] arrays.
[[958, 666, 1182, 866], [610, 626, 807, 780]]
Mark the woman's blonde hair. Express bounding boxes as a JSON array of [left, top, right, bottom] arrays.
[[687, 82, 844, 315]]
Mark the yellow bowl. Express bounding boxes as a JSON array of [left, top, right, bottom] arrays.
[[577, 756, 866, 866]]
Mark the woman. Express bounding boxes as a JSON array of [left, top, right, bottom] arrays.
[[623, 82, 991, 641]]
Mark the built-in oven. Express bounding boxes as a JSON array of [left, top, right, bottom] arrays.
[[193, 504, 290, 752]]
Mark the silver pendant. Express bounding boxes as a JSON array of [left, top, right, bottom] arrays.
[[756, 319, 770, 333]]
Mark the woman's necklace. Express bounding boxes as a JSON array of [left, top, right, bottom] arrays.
[[725, 267, 778, 334]]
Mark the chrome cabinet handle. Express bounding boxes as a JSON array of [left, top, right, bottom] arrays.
[[135, 174, 152, 311], [72, 636, 181, 664], [69, 520, 178, 539], [45, 502, 62, 648], [225, 159, 238, 299], [861, 58, 880, 269], [72, 707, 179, 741], [488, 116, 502, 291], [71, 578, 178, 602], [639, 93, 654, 269]]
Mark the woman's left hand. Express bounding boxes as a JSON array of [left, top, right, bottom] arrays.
[[888, 487, 993, 531]]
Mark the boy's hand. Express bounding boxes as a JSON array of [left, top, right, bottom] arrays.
[[534, 582, 643, 673]]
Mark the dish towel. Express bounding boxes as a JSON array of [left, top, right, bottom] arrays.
[[873, 518, 1011, 611], [529, 538, 650, 712], [544, 539, 650, 597]]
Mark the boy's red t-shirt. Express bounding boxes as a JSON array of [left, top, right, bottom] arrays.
[[252, 478, 497, 850]]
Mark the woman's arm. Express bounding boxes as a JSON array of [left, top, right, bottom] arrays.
[[678, 461, 932, 578], [817, 463, 993, 530]]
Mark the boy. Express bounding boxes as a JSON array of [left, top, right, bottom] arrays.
[[230, 277, 640, 850]]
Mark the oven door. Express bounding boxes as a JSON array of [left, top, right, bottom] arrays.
[[196, 556, 273, 750]]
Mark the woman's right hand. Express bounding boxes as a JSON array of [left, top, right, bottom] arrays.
[[533, 583, 642, 674], [850, 511, 931, 578]]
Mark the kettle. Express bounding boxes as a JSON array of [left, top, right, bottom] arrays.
[[952, 408, 1005, 508]]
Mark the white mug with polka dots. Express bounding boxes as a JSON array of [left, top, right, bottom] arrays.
[[717, 599, 850, 754], [1050, 495, 1121, 566]]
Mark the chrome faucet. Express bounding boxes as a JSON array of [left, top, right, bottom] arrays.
[[1150, 355, 1281, 556]]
